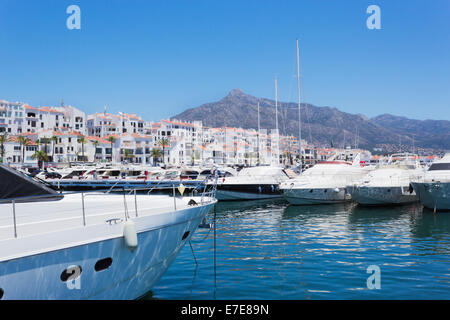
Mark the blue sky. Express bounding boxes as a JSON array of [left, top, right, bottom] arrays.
[[0, 0, 449, 121]]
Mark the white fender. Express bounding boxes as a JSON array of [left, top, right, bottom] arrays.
[[123, 220, 138, 252]]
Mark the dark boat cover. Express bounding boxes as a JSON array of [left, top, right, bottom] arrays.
[[0, 164, 63, 202]]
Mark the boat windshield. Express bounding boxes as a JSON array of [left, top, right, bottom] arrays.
[[428, 163, 450, 171]]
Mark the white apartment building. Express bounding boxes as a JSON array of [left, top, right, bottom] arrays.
[[0, 100, 25, 135], [87, 112, 147, 137]]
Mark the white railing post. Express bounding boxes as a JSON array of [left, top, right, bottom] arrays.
[[81, 193, 86, 226], [123, 188, 129, 221], [134, 189, 138, 217], [173, 184, 177, 210], [12, 200, 17, 238]]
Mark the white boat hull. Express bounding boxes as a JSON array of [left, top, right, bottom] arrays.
[[0, 197, 215, 300], [411, 181, 450, 211], [215, 189, 283, 201], [350, 186, 418, 206], [282, 187, 350, 205]]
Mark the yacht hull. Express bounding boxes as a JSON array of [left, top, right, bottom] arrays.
[[350, 186, 418, 206], [0, 201, 215, 300], [281, 187, 350, 205], [216, 189, 283, 201], [411, 182, 450, 211], [215, 184, 283, 201]]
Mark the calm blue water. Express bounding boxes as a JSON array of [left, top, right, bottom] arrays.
[[148, 200, 450, 299]]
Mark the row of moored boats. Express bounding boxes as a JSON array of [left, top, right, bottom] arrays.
[[211, 153, 450, 211]]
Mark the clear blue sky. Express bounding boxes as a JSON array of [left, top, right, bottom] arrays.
[[0, 0, 449, 121]]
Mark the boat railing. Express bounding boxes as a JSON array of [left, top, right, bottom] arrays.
[[200, 172, 218, 204], [0, 175, 217, 240]]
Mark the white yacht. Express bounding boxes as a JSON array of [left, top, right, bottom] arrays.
[[280, 156, 370, 205], [0, 164, 217, 299], [411, 153, 450, 211], [210, 166, 290, 201], [348, 154, 425, 206]]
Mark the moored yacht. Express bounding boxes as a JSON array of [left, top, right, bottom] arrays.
[[0, 164, 217, 299], [411, 153, 450, 211], [280, 156, 370, 205], [348, 154, 425, 206], [210, 166, 290, 201]]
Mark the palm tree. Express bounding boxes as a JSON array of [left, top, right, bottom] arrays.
[[51, 136, 58, 162], [158, 138, 169, 165], [0, 133, 8, 162], [38, 137, 51, 155], [150, 148, 162, 166], [77, 136, 87, 162], [17, 136, 30, 164], [91, 140, 99, 162], [107, 136, 116, 163], [31, 150, 49, 168], [124, 149, 135, 163]]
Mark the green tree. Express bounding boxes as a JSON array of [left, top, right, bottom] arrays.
[[124, 149, 135, 163], [77, 136, 87, 162], [107, 136, 117, 163], [0, 133, 8, 161], [158, 138, 170, 165], [91, 140, 99, 162], [31, 150, 49, 168], [38, 137, 51, 155], [51, 136, 58, 162], [150, 148, 162, 166], [17, 136, 31, 164]]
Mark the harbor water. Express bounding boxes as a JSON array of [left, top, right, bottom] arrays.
[[147, 200, 450, 300]]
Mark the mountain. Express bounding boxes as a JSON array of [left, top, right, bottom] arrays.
[[171, 89, 450, 152]]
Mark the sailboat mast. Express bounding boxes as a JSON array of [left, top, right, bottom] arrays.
[[275, 77, 278, 132], [257, 102, 260, 164], [296, 39, 302, 173]]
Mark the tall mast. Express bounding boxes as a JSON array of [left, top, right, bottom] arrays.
[[296, 39, 302, 173], [257, 102, 260, 164], [275, 77, 278, 132]]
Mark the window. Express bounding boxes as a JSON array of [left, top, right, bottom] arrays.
[[429, 163, 450, 171], [94, 258, 113, 272], [182, 231, 190, 240]]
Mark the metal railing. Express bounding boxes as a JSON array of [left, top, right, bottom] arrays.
[[1, 172, 218, 240]]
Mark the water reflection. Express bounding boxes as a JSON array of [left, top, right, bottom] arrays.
[[149, 200, 450, 300]]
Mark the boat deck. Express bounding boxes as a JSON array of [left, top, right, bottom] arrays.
[[0, 193, 213, 242]]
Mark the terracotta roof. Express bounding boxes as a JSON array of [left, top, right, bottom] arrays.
[[38, 106, 62, 113], [86, 136, 110, 144], [163, 119, 195, 128]]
